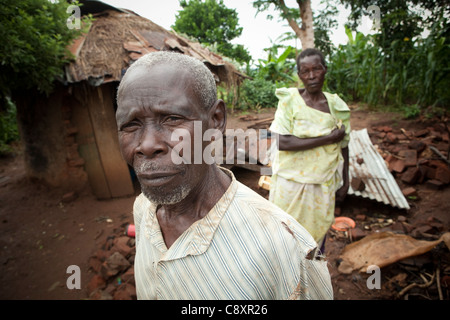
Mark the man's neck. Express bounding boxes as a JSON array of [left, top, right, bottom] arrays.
[[156, 165, 231, 248]]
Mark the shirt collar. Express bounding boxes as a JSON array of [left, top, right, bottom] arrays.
[[144, 166, 238, 261]]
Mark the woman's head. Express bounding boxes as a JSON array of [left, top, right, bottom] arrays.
[[296, 48, 327, 94]]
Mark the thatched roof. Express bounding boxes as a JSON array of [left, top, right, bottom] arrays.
[[65, 5, 244, 87]]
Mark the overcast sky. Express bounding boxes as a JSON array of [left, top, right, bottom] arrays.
[[99, 0, 371, 62]]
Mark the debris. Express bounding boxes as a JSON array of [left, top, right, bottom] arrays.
[[258, 176, 271, 191], [338, 232, 450, 274], [332, 217, 356, 232]]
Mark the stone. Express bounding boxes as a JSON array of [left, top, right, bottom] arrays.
[[101, 252, 131, 279]]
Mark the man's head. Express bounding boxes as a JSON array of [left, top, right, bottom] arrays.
[[116, 51, 226, 205], [296, 48, 327, 94]]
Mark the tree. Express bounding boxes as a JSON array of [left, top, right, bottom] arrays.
[[172, 0, 251, 64], [252, 0, 315, 49], [0, 0, 88, 103]]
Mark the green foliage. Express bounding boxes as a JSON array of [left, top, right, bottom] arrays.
[[0, 0, 90, 99], [0, 97, 19, 155], [237, 77, 278, 111], [255, 44, 297, 85], [327, 12, 450, 116], [234, 43, 298, 111], [173, 0, 251, 64]]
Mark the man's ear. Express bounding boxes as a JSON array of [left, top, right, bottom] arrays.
[[208, 99, 227, 134]]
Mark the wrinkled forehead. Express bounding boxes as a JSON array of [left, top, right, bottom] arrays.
[[299, 55, 324, 69], [118, 62, 194, 101]]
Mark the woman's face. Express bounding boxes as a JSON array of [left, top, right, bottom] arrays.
[[298, 55, 327, 94]]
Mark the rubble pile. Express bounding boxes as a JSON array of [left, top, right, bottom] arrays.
[[370, 123, 450, 194], [86, 224, 137, 300]]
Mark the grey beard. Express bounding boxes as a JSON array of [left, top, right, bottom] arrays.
[[140, 181, 191, 205], [134, 160, 190, 205]]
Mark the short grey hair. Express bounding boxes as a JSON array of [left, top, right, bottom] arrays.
[[117, 51, 217, 109]]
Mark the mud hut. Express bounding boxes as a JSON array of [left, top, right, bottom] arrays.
[[15, 1, 244, 199]]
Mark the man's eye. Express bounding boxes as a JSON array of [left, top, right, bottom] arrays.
[[164, 116, 184, 124], [120, 121, 140, 132]]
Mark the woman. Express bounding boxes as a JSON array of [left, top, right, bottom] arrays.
[[269, 48, 351, 253]]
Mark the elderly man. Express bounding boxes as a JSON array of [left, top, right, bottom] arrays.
[[116, 51, 333, 300]]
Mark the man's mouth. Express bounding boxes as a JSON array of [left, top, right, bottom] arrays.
[[137, 171, 180, 187]]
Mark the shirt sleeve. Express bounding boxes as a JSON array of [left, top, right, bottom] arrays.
[[269, 88, 294, 135]]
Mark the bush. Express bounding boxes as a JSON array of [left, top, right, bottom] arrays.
[[237, 78, 278, 111], [0, 98, 19, 155]]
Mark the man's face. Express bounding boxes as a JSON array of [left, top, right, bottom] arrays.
[[298, 55, 327, 94], [116, 63, 213, 205]]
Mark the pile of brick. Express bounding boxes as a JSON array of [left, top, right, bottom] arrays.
[[370, 123, 450, 196], [86, 224, 137, 300]]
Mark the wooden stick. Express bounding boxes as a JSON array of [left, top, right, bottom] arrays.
[[398, 271, 435, 298]]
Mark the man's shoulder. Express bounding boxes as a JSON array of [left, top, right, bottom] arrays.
[[231, 181, 317, 250]]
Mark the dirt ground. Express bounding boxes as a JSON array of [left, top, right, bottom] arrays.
[[0, 105, 449, 300]]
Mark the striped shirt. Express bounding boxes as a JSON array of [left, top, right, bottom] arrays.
[[132, 167, 333, 300]]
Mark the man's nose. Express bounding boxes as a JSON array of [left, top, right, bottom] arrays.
[[135, 125, 167, 158], [307, 71, 316, 79]]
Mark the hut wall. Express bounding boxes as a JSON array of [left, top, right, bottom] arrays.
[[14, 84, 88, 192]]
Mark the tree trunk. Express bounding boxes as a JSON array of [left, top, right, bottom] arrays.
[[297, 0, 315, 48], [279, 0, 315, 49]]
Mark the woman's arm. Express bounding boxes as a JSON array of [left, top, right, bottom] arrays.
[[336, 146, 349, 204], [276, 125, 346, 151]]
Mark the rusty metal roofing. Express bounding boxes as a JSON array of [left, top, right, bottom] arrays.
[[348, 128, 410, 210]]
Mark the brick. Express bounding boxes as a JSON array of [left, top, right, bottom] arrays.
[[113, 283, 137, 300], [399, 149, 418, 167], [413, 128, 429, 137], [385, 132, 398, 143], [87, 275, 106, 296], [389, 159, 406, 173], [88, 256, 103, 273], [401, 167, 421, 184], [435, 166, 450, 184], [408, 140, 427, 153], [121, 268, 135, 285], [402, 187, 417, 197], [349, 227, 367, 241], [426, 179, 444, 190], [377, 126, 392, 132]]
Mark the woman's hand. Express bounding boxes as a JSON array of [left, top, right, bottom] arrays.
[[329, 125, 346, 144]]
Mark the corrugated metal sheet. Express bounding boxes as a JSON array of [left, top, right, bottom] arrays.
[[348, 128, 410, 210]]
